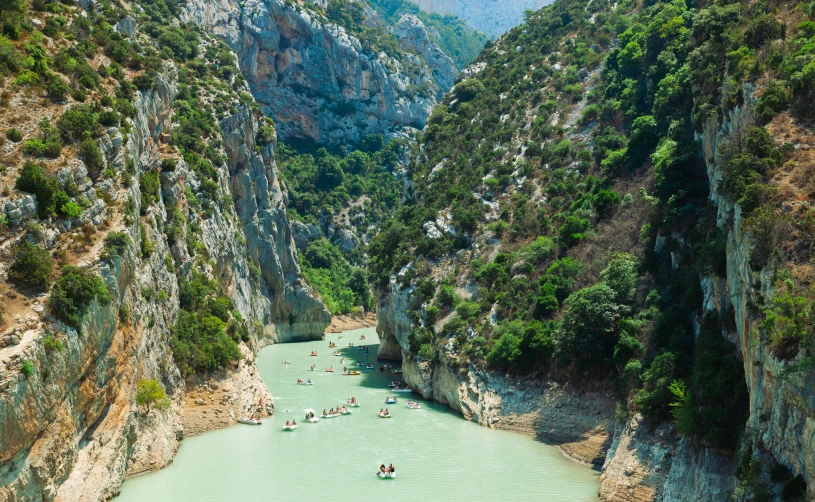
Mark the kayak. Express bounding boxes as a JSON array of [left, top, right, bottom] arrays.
[[377, 472, 396, 479], [334, 352, 341, 356], [297, 381, 313, 385], [378, 412, 392, 418], [282, 425, 297, 431], [238, 418, 262, 425], [392, 388, 412, 393], [343, 371, 361, 376], [325, 368, 334, 372], [385, 398, 397, 404]]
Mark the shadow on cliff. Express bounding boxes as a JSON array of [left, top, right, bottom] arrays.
[[532, 414, 612, 472]]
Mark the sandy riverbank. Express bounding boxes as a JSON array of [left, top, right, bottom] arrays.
[[324, 312, 377, 333]]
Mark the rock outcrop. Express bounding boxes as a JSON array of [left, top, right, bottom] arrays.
[[414, 0, 552, 38], [182, 0, 444, 144], [392, 15, 457, 92]]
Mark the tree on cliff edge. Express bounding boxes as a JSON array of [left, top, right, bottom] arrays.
[[136, 379, 170, 415]]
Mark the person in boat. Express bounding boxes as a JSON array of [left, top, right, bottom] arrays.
[[292, 419, 297, 426], [285, 420, 291, 426], [388, 464, 395, 473], [307, 378, 312, 384], [365, 347, 369, 354], [380, 464, 386, 474], [343, 366, 347, 373], [323, 409, 328, 416], [379, 409, 384, 414], [384, 408, 389, 414], [351, 397, 357, 404]]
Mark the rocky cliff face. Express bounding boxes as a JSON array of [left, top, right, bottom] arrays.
[[414, 0, 552, 38], [0, 44, 327, 502], [392, 15, 457, 92], [182, 0, 445, 144]]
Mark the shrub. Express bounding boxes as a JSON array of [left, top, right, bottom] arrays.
[[59, 200, 82, 219], [756, 81, 790, 124], [102, 232, 131, 261], [557, 283, 624, 370], [408, 326, 433, 353], [5, 127, 22, 142], [139, 169, 161, 214], [49, 265, 111, 328], [453, 79, 485, 102], [46, 76, 70, 101], [636, 351, 677, 419], [10, 241, 53, 291], [80, 137, 104, 176], [136, 379, 170, 414], [43, 335, 63, 352], [98, 109, 120, 127], [256, 125, 275, 145], [487, 319, 556, 372], [169, 310, 242, 374], [161, 158, 176, 172], [57, 105, 97, 143], [21, 360, 35, 379], [132, 73, 155, 91], [15, 161, 61, 218]]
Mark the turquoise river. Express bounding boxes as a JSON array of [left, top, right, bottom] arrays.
[[118, 327, 600, 501]]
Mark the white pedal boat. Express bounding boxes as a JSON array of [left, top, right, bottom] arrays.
[[282, 424, 297, 431], [238, 418, 262, 425], [377, 472, 396, 479]]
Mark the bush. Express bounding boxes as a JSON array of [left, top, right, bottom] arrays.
[[487, 319, 556, 372], [10, 241, 53, 291], [5, 127, 22, 142], [42, 335, 64, 353], [57, 105, 97, 143], [80, 138, 104, 176], [417, 343, 435, 361], [98, 109, 120, 127], [139, 169, 161, 214], [102, 232, 131, 261], [558, 283, 624, 370], [169, 310, 242, 374], [636, 352, 677, 419], [46, 76, 70, 101], [49, 265, 111, 328], [21, 360, 35, 379], [15, 161, 61, 218], [59, 200, 82, 219]]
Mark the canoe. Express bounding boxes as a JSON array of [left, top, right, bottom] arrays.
[[343, 371, 361, 376], [282, 425, 297, 431], [238, 418, 262, 425], [378, 413, 392, 418], [385, 399, 397, 404], [377, 472, 396, 479]]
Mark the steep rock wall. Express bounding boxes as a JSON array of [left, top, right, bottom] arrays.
[[182, 0, 442, 144], [0, 59, 327, 501]]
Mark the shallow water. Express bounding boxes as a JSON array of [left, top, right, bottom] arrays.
[[118, 327, 599, 501]]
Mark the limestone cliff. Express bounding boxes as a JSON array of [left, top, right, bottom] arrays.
[[182, 0, 445, 144], [414, 0, 552, 38], [0, 31, 327, 502]]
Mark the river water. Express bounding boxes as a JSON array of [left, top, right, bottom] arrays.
[[118, 327, 599, 501]]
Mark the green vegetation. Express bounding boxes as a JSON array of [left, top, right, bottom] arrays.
[[278, 137, 403, 314], [170, 272, 244, 374], [20, 360, 34, 379], [9, 241, 53, 291], [48, 266, 110, 329], [366, 0, 489, 69], [136, 379, 170, 414]]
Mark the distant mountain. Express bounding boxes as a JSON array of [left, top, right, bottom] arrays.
[[412, 0, 552, 38]]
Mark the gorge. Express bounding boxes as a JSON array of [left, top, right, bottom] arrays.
[[1, 0, 815, 500]]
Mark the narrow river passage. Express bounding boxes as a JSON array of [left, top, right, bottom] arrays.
[[118, 327, 600, 501]]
